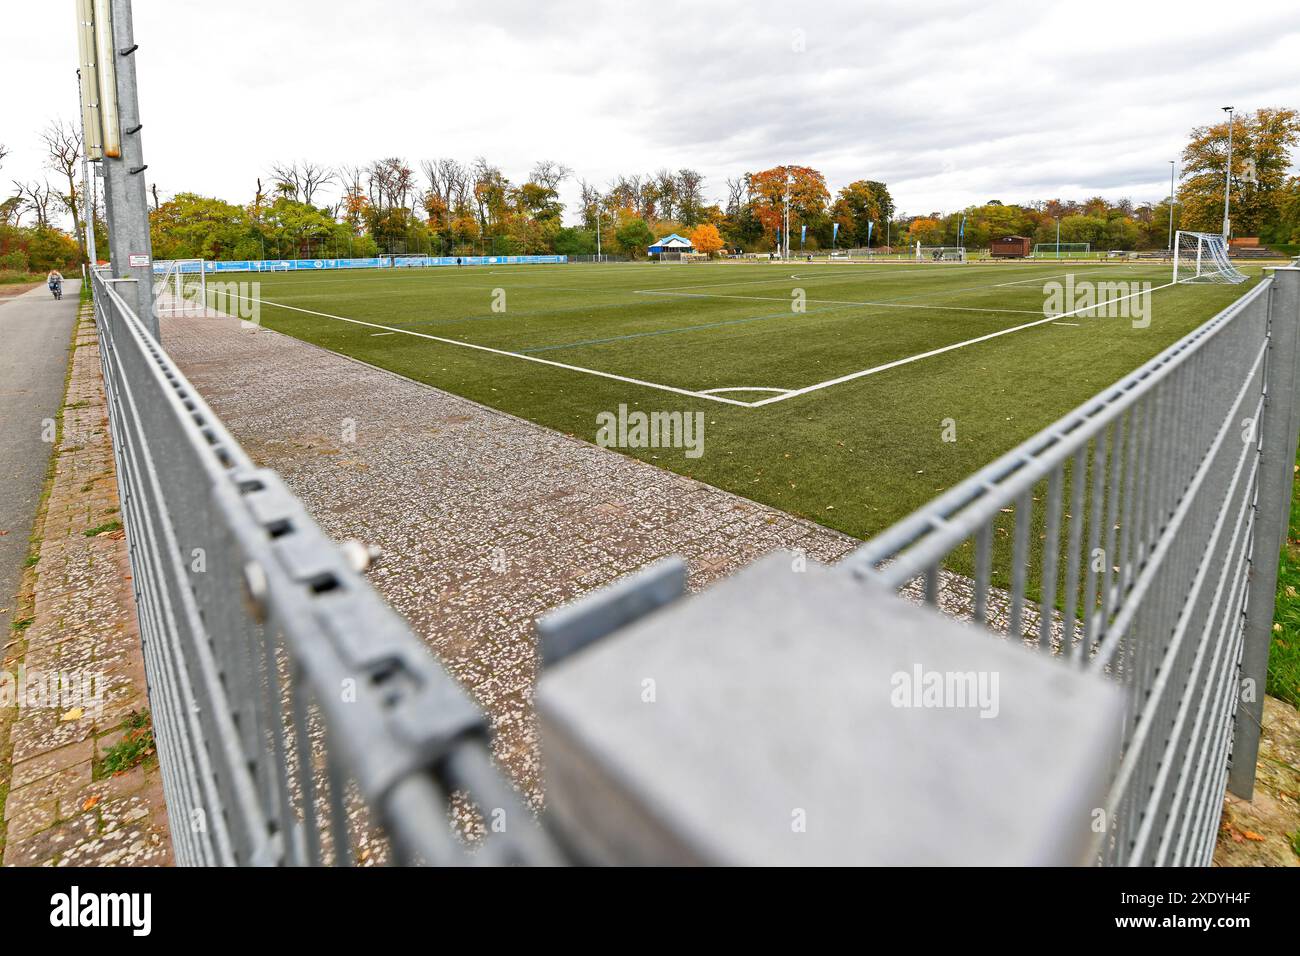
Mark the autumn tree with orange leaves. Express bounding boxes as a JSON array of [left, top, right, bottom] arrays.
[[689, 223, 724, 257], [745, 165, 830, 240]]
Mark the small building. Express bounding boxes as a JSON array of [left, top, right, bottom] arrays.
[[990, 236, 1032, 258], [648, 233, 694, 258]]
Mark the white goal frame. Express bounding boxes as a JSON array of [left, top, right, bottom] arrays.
[[1172, 231, 1248, 284], [153, 259, 206, 316], [1033, 242, 1091, 259], [915, 245, 967, 262]]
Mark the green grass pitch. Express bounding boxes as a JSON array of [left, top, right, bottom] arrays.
[[239, 259, 1266, 542]]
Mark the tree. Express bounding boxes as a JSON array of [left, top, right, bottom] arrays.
[[1178, 108, 1300, 236], [12, 180, 55, 228], [830, 180, 885, 247], [745, 165, 830, 244], [614, 215, 654, 258], [270, 161, 336, 207], [689, 223, 724, 257], [149, 193, 251, 260], [42, 120, 85, 259], [676, 168, 706, 226], [903, 217, 943, 247]]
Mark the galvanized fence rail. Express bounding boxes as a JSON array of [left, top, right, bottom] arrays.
[[90, 261, 1300, 866], [91, 268, 558, 866], [847, 267, 1300, 865]]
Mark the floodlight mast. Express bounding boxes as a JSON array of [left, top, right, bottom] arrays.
[[79, 0, 157, 337], [1221, 106, 1234, 239], [783, 169, 792, 260]]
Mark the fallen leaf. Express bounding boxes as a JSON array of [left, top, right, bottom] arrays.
[[60, 706, 84, 722], [82, 795, 101, 812], [1243, 830, 1266, 842]]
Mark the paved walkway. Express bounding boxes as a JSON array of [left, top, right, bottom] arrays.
[[0, 283, 79, 636], [162, 311, 859, 799], [1, 295, 170, 866]]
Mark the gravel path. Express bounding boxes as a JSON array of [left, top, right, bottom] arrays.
[[161, 311, 859, 799]]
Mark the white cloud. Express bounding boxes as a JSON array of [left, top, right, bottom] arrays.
[[2, 0, 1297, 226]]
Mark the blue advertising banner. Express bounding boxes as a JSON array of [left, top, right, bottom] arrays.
[[154, 255, 567, 275]]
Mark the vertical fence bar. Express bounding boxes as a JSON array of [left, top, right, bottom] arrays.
[[1228, 266, 1300, 798]]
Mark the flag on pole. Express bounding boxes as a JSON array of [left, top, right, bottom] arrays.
[[868, 221, 874, 245], [959, 216, 966, 246], [800, 224, 806, 248], [832, 222, 839, 245]]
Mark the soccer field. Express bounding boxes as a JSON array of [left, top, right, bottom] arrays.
[[237, 259, 1267, 539]]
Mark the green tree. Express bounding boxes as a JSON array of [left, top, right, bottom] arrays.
[[150, 193, 250, 260], [614, 216, 655, 258]]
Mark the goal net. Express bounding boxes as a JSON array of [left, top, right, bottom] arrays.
[[1173, 231, 1248, 284], [916, 245, 966, 262], [153, 259, 207, 316], [1033, 242, 1091, 259]]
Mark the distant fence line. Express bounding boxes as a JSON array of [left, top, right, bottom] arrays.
[[152, 255, 568, 275]]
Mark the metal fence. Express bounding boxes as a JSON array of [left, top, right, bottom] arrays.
[[90, 259, 1300, 866], [847, 266, 1300, 865], [91, 268, 558, 866]]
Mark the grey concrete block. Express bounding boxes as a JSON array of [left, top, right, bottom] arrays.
[[538, 551, 1123, 865]]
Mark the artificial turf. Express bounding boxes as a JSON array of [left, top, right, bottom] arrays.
[[242, 259, 1265, 544]]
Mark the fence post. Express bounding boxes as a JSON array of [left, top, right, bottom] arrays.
[[1229, 266, 1300, 799]]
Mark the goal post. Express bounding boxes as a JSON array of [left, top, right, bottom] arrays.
[[152, 259, 206, 316], [915, 245, 967, 262], [1033, 242, 1091, 259], [1172, 231, 1248, 284]]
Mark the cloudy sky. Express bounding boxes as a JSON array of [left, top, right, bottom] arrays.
[[4, 0, 1299, 226]]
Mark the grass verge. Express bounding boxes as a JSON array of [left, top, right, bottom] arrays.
[[1269, 446, 1300, 707]]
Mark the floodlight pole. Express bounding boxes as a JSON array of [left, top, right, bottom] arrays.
[[1221, 106, 1234, 240], [1167, 160, 1176, 252], [75, 68, 98, 266], [596, 207, 602, 262], [95, 0, 158, 338], [783, 170, 792, 260], [1055, 217, 1061, 260]]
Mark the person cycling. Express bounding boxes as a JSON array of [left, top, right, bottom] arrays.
[[47, 270, 64, 300]]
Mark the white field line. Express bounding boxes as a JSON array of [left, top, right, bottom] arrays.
[[744, 280, 1178, 407], [634, 288, 1043, 315], [699, 386, 793, 396], [230, 274, 1177, 412], [228, 292, 759, 407]]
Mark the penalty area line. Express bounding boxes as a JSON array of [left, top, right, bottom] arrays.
[[748, 280, 1178, 407], [227, 292, 759, 408]]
